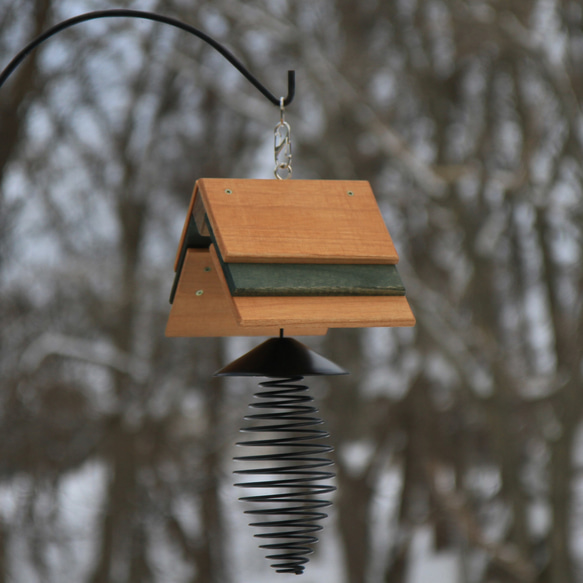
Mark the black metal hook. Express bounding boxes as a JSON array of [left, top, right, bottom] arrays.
[[0, 9, 295, 107]]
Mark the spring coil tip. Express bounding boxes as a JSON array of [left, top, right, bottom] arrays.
[[234, 376, 336, 575]]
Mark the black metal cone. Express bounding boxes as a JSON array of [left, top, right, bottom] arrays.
[[214, 337, 348, 377]]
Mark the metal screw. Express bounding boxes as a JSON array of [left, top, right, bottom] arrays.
[[204, 267, 211, 272], [225, 188, 232, 194], [196, 290, 204, 296], [347, 190, 354, 196]]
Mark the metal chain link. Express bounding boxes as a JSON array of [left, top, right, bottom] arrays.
[[274, 97, 292, 179]]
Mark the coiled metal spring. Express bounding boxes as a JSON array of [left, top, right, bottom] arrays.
[[234, 376, 336, 575]]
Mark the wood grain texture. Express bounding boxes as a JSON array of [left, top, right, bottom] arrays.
[[198, 178, 399, 264], [193, 189, 209, 236], [230, 295, 416, 328], [166, 249, 327, 337]]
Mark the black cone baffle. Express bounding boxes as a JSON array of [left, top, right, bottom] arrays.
[[214, 336, 348, 377]]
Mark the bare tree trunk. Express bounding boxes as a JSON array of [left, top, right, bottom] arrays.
[[129, 525, 153, 583], [548, 424, 575, 583], [0, 0, 52, 176], [0, 0, 52, 272], [89, 171, 147, 581], [89, 417, 139, 583], [323, 329, 375, 583], [193, 340, 229, 583], [0, 522, 6, 583], [487, 374, 530, 556], [335, 470, 374, 583], [534, 205, 581, 583]]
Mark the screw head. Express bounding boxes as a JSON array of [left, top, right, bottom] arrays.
[[347, 190, 354, 196], [204, 267, 211, 272], [196, 289, 204, 296], [225, 188, 232, 194]]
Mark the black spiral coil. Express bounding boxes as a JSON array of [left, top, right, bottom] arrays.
[[234, 376, 336, 575]]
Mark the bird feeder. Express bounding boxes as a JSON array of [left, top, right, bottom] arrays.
[[166, 177, 415, 336], [164, 177, 415, 574]]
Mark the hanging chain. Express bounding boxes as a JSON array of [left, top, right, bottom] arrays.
[[274, 97, 292, 180]]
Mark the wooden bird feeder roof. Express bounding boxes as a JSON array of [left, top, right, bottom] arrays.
[[165, 178, 415, 337]]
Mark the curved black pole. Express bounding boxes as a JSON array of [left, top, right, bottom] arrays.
[[0, 9, 295, 107]]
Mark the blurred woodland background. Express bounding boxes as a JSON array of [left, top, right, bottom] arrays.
[[2, 0, 583, 582]]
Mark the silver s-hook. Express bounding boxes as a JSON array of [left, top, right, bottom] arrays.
[[274, 97, 292, 180]]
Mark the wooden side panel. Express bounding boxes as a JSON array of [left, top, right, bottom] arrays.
[[230, 295, 416, 328], [193, 188, 209, 236], [166, 249, 327, 337], [198, 178, 399, 264]]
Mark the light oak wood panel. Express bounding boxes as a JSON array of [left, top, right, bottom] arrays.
[[230, 295, 416, 328], [198, 178, 399, 264]]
